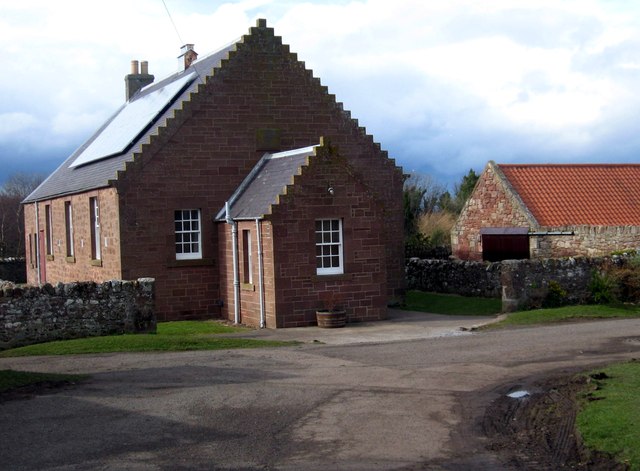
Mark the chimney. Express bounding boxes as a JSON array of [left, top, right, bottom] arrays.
[[124, 59, 155, 101], [178, 44, 198, 70]]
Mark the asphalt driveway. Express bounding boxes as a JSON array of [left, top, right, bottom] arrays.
[[1, 312, 639, 470]]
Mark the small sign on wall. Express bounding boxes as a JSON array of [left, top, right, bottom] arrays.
[[256, 128, 281, 151]]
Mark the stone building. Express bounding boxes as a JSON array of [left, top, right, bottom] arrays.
[[22, 20, 405, 327], [452, 161, 640, 261]]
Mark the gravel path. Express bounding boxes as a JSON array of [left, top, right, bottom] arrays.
[[1, 316, 639, 470]]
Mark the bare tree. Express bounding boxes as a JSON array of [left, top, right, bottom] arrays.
[[403, 173, 448, 235], [0, 173, 44, 258]]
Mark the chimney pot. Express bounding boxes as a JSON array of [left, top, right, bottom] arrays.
[[125, 59, 154, 101], [178, 44, 198, 70]]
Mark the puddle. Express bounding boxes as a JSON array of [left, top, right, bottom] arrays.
[[437, 330, 472, 338], [507, 390, 530, 399]]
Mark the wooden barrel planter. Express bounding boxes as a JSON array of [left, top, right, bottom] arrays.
[[315, 309, 347, 328]]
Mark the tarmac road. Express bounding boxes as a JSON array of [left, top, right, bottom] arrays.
[[1, 313, 639, 470]]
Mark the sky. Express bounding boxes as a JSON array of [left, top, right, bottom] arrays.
[[1, 0, 640, 189]]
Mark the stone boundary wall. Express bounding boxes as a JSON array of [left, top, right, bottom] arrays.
[[500, 257, 610, 311], [406, 258, 502, 298], [407, 256, 626, 312], [0, 259, 26, 284], [0, 278, 156, 350]]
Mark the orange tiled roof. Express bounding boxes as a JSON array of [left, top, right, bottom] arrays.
[[497, 164, 640, 226]]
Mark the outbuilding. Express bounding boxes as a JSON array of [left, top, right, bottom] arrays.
[[452, 161, 640, 261]]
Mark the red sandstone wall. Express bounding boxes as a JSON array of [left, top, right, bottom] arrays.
[[113, 22, 403, 320], [218, 220, 277, 328], [217, 151, 387, 328], [267, 150, 388, 328], [23, 188, 122, 285]]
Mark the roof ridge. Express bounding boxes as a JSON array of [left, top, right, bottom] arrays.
[[497, 163, 640, 168]]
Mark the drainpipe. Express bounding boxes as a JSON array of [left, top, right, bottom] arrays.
[[225, 202, 240, 324], [255, 218, 266, 328], [34, 202, 41, 285]]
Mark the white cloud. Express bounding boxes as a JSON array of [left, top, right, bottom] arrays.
[[2, 0, 640, 186]]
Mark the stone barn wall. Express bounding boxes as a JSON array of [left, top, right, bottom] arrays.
[[533, 226, 640, 259]]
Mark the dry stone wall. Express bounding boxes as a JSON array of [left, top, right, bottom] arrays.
[[0, 278, 156, 350], [499, 256, 623, 311], [407, 256, 626, 312], [406, 258, 502, 298]]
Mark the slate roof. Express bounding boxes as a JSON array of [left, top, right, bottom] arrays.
[[216, 146, 317, 220], [497, 163, 640, 226], [24, 40, 239, 203]]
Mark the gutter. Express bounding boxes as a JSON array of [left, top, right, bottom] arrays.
[[255, 218, 266, 328], [225, 201, 240, 325], [528, 231, 575, 236], [34, 202, 41, 285]]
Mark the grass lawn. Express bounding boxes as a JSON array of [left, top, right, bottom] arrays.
[[491, 304, 640, 328], [0, 369, 87, 393], [577, 361, 640, 470], [403, 290, 502, 316], [0, 320, 296, 357]]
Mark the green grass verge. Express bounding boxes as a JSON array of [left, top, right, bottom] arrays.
[[577, 362, 640, 470], [0, 369, 87, 393], [403, 290, 502, 315], [492, 304, 640, 328], [0, 320, 295, 357], [157, 320, 246, 336]]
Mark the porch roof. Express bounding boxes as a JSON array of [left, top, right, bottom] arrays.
[[216, 145, 317, 220]]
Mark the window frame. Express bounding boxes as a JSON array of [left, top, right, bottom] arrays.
[[64, 201, 74, 258], [242, 229, 253, 284], [89, 197, 101, 261], [174, 209, 202, 261], [45, 204, 53, 256], [28, 233, 34, 268], [315, 218, 344, 275]]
